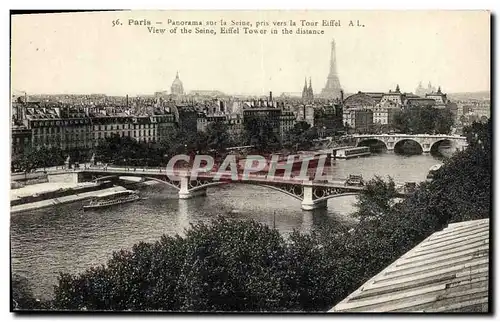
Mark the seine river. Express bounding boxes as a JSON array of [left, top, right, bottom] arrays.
[[11, 152, 448, 299]]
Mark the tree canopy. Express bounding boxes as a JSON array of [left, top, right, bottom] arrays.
[[284, 121, 318, 151], [243, 119, 280, 152], [392, 106, 455, 134]]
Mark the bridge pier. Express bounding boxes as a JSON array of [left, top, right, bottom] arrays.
[[301, 199, 327, 211], [301, 183, 328, 211], [179, 189, 207, 199], [178, 176, 207, 200], [47, 171, 84, 184]]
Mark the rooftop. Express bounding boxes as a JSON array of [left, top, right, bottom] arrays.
[[330, 218, 489, 313]]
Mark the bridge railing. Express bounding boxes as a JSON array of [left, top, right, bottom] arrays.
[[80, 165, 419, 189]]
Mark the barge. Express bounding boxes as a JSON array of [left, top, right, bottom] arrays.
[[83, 190, 140, 210], [332, 146, 371, 159]]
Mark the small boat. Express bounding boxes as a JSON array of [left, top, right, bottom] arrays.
[[344, 174, 365, 187], [83, 190, 140, 210], [426, 164, 443, 181]]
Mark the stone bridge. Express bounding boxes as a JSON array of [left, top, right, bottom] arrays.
[[352, 134, 468, 153], [54, 167, 412, 211]]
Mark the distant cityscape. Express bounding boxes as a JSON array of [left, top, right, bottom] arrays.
[[11, 39, 490, 161]]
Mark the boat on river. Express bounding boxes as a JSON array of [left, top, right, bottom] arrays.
[[83, 190, 140, 210], [333, 146, 371, 159], [426, 164, 443, 181]]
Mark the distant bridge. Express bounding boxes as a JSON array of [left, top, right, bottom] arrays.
[[351, 134, 468, 153], [48, 166, 414, 211]]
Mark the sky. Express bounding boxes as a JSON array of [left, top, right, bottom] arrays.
[[11, 10, 491, 96]]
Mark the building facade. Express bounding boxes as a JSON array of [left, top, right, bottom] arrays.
[[12, 102, 177, 157], [343, 108, 374, 133]]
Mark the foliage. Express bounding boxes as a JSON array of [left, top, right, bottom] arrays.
[[12, 274, 39, 310], [353, 176, 398, 221], [94, 129, 211, 167], [284, 121, 319, 151], [52, 218, 289, 311], [243, 119, 280, 152], [11, 274, 52, 310], [425, 120, 491, 222], [11, 146, 66, 173], [393, 106, 455, 134], [205, 121, 231, 153], [95, 134, 149, 165]]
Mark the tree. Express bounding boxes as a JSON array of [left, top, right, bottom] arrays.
[[244, 119, 279, 153], [285, 121, 318, 151], [353, 176, 398, 221], [11, 274, 50, 310], [205, 121, 230, 153], [392, 106, 454, 134], [434, 108, 455, 134], [53, 217, 292, 311]]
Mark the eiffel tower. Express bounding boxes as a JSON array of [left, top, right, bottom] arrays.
[[321, 39, 342, 99]]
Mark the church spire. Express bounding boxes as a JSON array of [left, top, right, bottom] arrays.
[[308, 77, 314, 100]]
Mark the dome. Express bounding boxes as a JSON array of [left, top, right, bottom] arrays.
[[171, 72, 184, 95]]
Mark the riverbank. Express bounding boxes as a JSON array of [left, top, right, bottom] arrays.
[[11, 185, 128, 214]]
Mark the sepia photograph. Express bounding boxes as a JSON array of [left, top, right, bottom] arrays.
[[9, 9, 491, 313]]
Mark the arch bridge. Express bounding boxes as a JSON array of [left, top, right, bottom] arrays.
[[352, 134, 468, 154], [66, 167, 411, 211]]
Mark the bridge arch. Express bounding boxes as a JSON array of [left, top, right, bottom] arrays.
[[189, 180, 304, 201], [140, 177, 181, 190], [313, 192, 360, 203], [429, 139, 453, 154], [356, 138, 388, 151], [393, 139, 423, 154], [91, 175, 181, 191], [92, 175, 120, 183]]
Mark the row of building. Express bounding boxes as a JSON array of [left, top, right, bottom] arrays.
[[341, 85, 459, 132], [12, 83, 466, 158], [11, 92, 344, 158]]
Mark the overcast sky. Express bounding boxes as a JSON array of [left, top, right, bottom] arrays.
[[11, 10, 490, 96]]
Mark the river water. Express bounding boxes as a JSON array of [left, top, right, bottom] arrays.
[[10, 152, 448, 299]]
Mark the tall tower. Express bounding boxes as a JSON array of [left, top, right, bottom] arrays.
[[308, 77, 314, 99], [302, 77, 308, 101], [301, 77, 314, 103], [321, 39, 342, 100]]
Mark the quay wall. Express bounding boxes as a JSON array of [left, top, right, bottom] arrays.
[[11, 186, 127, 214]]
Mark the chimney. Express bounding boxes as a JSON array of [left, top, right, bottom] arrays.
[[340, 90, 344, 102], [269, 91, 273, 102], [126, 94, 129, 107]]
